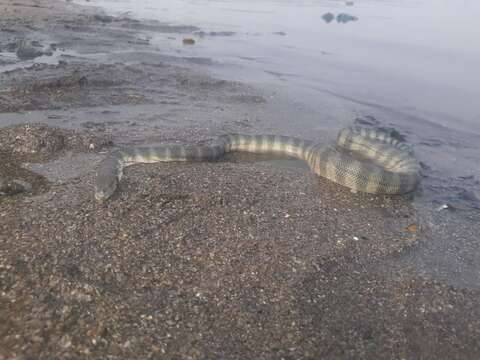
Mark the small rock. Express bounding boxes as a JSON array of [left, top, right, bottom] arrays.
[[94, 14, 114, 23], [405, 224, 418, 233], [437, 204, 449, 211], [47, 114, 63, 119], [322, 13, 335, 23], [182, 38, 195, 45], [336, 13, 358, 23]]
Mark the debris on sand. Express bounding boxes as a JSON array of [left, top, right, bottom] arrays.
[[405, 223, 418, 233]]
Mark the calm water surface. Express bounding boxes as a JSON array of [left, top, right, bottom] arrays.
[[83, 0, 480, 132]]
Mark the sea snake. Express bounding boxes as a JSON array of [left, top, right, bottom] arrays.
[[94, 127, 421, 201]]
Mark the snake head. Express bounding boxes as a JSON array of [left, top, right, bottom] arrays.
[[95, 155, 123, 202], [95, 169, 118, 202], [95, 171, 119, 202]]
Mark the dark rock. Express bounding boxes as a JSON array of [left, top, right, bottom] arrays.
[[94, 14, 114, 23], [336, 13, 358, 23], [322, 12, 335, 23]]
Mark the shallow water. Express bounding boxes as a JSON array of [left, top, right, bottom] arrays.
[[79, 0, 480, 131], [73, 0, 480, 288]]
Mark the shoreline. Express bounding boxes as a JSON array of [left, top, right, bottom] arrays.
[[1, 0, 480, 358]]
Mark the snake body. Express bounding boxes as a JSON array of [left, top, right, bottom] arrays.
[[95, 127, 421, 201]]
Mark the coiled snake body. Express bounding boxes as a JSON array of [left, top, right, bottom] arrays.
[[95, 127, 421, 201]]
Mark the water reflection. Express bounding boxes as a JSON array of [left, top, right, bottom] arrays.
[[322, 12, 358, 24]]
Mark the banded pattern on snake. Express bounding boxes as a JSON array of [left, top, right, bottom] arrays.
[[94, 127, 421, 201]]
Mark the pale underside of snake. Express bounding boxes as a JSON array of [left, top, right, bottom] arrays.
[[94, 127, 421, 202]]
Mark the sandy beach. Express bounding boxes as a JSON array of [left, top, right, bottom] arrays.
[[1, 0, 479, 358]]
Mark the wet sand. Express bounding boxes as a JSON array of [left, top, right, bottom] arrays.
[[1, 0, 479, 359]]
